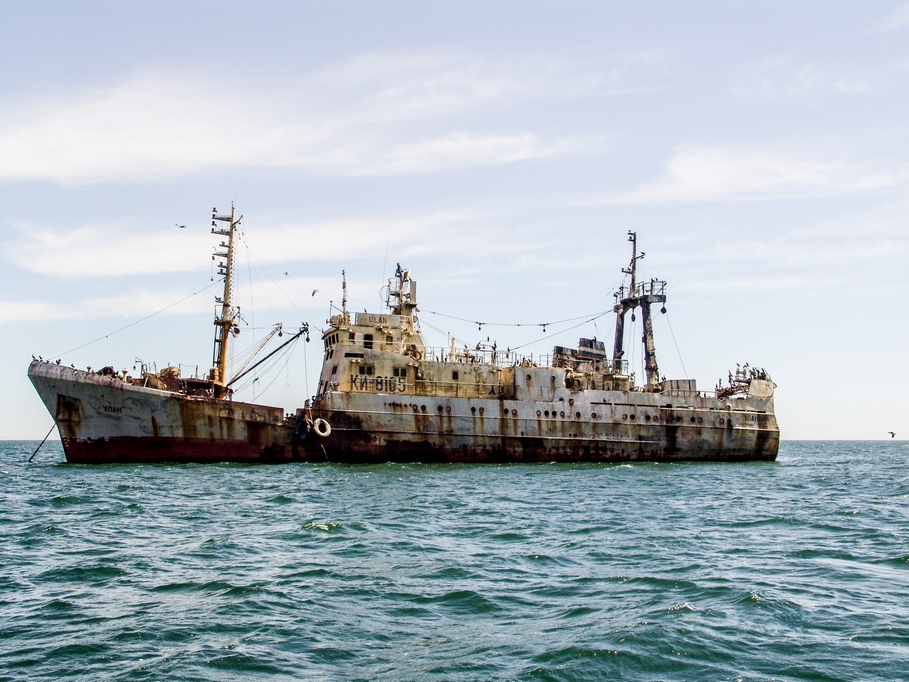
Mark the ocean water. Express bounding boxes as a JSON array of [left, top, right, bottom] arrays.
[[1, 441, 907, 681]]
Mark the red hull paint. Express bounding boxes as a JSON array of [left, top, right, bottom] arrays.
[[61, 434, 778, 465], [61, 437, 298, 465]]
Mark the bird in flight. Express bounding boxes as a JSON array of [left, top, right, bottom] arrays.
[[312, 289, 319, 296], [888, 431, 896, 439], [176, 224, 186, 229], [283, 271, 289, 276]]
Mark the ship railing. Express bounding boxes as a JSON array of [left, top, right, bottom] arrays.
[[634, 279, 667, 298], [327, 337, 558, 367], [421, 346, 552, 368]]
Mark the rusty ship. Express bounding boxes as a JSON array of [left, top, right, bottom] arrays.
[[29, 210, 779, 464]]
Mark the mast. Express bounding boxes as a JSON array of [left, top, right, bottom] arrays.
[[210, 203, 241, 398], [341, 270, 349, 322], [389, 263, 417, 317], [612, 231, 667, 390]]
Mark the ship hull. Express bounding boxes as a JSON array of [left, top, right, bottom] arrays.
[[300, 388, 779, 464], [28, 361, 294, 464], [29, 361, 778, 465]]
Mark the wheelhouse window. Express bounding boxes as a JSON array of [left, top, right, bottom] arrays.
[[364, 333, 373, 349], [358, 365, 374, 376], [393, 367, 407, 378]]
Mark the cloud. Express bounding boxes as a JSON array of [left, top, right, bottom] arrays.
[[4, 219, 212, 276], [870, 3, 909, 32], [0, 300, 77, 323], [608, 146, 905, 203], [3, 205, 508, 277], [0, 51, 621, 185], [349, 132, 607, 175], [731, 58, 874, 99]]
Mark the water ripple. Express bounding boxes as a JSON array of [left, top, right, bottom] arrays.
[[3, 441, 909, 680]]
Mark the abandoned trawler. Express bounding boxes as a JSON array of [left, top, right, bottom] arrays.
[[28, 211, 779, 464], [307, 232, 778, 463]]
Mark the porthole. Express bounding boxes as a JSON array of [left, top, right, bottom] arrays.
[[560, 411, 565, 418], [437, 405, 444, 413], [471, 407, 477, 414], [622, 414, 628, 420], [630, 414, 635, 420], [479, 408, 484, 415], [537, 410, 542, 417], [575, 412, 581, 419], [545, 410, 550, 417], [512, 409, 518, 416], [446, 405, 451, 413], [645, 415, 651, 421], [690, 416, 696, 423], [591, 413, 597, 419], [697, 417, 703, 424], [421, 405, 427, 412]]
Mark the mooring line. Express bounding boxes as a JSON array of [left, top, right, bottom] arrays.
[[27, 424, 57, 463]]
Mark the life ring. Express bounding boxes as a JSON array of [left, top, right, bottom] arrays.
[[313, 418, 332, 438]]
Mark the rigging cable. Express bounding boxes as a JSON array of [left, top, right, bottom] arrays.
[[239, 235, 307, 320], [27, 424, 56, 463], [50, 280, 219, 359], [663, 311, 689, 379], [420, 308, 611, 329]]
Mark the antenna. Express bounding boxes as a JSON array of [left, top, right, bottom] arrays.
[[621, 230, 645, 297], [342, 270, 348, 318]]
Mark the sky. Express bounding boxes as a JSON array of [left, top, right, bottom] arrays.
[[2, 1, 908, 440]]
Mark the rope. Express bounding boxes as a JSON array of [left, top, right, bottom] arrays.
[[27, 424, 56, 462], [50, 280, 219, 358], [664, 311, 689, 378], [420, 308, 611, 329]]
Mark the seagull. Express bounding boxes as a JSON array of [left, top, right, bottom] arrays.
[[312, 289, 319, 296], [283, 271, 289, 276], [888, 431, 897, 439], [176, 224, 186, 229]]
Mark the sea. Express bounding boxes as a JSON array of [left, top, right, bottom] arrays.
[[1, 440, 907, 681]]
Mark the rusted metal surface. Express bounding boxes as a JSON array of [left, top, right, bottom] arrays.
[[27, 230, 779, 465], [295, 371, 778, 464], [29, 361, 293, 464], [298, 248, 779, 464]]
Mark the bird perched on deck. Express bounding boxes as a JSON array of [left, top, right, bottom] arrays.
[[888, 431, 896, 439]]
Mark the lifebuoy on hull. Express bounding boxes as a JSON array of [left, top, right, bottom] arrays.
[[313, 418, 332, 438]]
